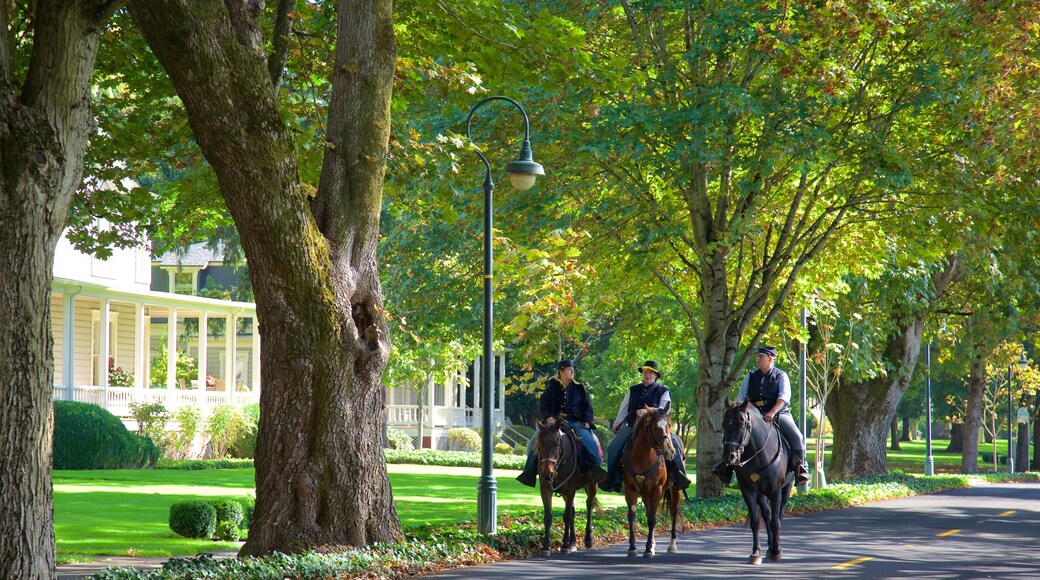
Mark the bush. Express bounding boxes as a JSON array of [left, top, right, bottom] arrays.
[[166, 406, 203, 460], [512, 443, 527, 456], [208, 498, 244, 530], [169, 500, 216, 539], [494, 442, 511, 454], [239, 496, 255, 530], [53, 401, 159, 469], [446, 427, 481, 452], [386, 428, 415, 450], [215, 520, 241, 542], [229, 403, 260, 458], [205, 404, 248, 459]]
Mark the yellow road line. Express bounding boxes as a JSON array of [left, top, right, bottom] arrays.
[[998, 510, 1016, 517], [937, 529, 960, 537], [834, 556, 874, 569]]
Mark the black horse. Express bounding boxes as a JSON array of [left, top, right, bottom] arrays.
[[534, 419, 600, 555], [721, 398, 793, 565]]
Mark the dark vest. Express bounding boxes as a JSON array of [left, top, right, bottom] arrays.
[[746, 367, 785, 411], [625, 382, 667, 426]]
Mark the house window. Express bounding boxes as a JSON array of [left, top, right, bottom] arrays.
[[174, 272, 194, 294]]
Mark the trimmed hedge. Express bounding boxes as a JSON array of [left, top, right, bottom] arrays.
[[168, 500, 216, 539], [53, 401, 159, 470]]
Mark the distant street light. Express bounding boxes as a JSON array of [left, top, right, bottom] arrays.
[[465, 96, 545, 535], [924, 343, 934, 476], [1008, 352, 1028, 474]]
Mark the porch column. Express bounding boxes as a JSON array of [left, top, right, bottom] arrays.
[[225, 314, 235, 403], [251, 316, 260, 392], [62, 292, 77, 398], [167, 307, 177, 390], [473, 356, 481, 413], [134, 303, 146, 389], [198, 312, 208, 391], [99, 298, 111, 389]]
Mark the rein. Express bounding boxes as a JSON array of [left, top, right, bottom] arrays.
[[728, 408, 783, 475], [623, 414, 670, 483], [539, 426, 579, 492]]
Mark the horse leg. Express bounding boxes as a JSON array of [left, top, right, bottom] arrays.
[[626, 500, 638, 557], [584, 483, 596, 550], [667, 488, 679, 554], [540, 485, 553, 556], [643, 490, 658, 558], [767, 491, 783, 561], [741, 489, 762, 565], [561, 494, 575, 553]]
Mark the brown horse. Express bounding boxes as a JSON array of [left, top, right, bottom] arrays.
[[534, 418, 600, 556], [621, 403, 682, 557]]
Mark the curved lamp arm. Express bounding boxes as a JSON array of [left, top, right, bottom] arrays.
[[465, 96, 545, 191]]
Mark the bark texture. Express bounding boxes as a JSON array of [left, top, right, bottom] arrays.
[[826, 255, 960, 479], [128, 0, 400, 554], [0, 1, 118, 577], [960, 318, 986, 472]]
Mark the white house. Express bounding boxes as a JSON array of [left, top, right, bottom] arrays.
[[50, 231, 508, 448]]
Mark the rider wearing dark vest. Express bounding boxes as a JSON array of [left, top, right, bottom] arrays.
[[713, 345, 811, 486], [600, 360, 691, 493], [516, 359, 606, 487]]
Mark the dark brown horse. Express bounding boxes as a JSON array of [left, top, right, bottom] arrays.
[[621, 403, 681, 557], [534, 418, 600, 556], [721, 399, 793, 565]]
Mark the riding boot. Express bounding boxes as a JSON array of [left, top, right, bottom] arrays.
[[599, 465, 622, 492], [670, 460, 692, 490], [712, 461, 734, 485], [515, 456, 538, 487], [792, 449, 810, 486]]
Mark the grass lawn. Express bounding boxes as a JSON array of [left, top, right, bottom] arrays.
[[54, 467, 629, 558]]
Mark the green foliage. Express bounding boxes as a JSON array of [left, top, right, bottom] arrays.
[[168, 500, 216, 539], [108, 366, 135, 387], [207, 498, 243, 532], [229, 403, 259, 459], [128, 401, 169, 442], [446, 428, 481, 452], [156, 458, 253, 470], [214, 521, 240, 542], [239, 495, 255, 531], [149, 340, 198, 389], [386, 428, 415, 451], [204, 404, 248, 459], [53, 401, 158, 469], [493, 442, 511, 454], [383, 449, 525, 471], [165, 406, 202, 460]]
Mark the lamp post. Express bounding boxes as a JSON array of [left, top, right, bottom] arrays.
[[924, 343, 934, 476], [1007, 352, 1028, 474], [465, 96, 545, 535]]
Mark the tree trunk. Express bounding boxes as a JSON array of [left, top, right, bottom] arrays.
[[899, 415, 912, 442], [128, 0, 401, 554], [889, 416, 901, 450], [960, 320, 985, 473], [1015, 423, 1029, 472], [0, 1, 117, 576], [946, 423, 964, 453], [826, 255, 959, 480]]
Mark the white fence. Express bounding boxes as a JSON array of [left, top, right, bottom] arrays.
[[52, 385, 260, 419]]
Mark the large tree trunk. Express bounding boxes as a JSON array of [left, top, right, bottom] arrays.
[[946, 423, 964, 453], [960, 318, 986, 472], [889, 416, 901, 450], [128, 0, 401, 554], [0, 1, 117, 577], [826, 256, 959, 480]]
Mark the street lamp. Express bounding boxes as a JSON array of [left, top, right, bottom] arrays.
[[924, 343, 934, 476], [1008, 352, 1028, 474], [465, 96, 545, 535]]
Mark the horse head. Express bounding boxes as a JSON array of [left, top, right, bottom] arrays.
[[635, 402, 675, 461], [721, 398, 755, 466], [535, 419, 567, 483]]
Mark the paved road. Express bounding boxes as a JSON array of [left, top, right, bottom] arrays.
[[429, 482, 1040, 579]]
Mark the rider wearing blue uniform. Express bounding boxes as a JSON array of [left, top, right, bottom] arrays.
[[599, 360, 690, 493], [713, 345, 811, 486], [516, 359, 606, 487]]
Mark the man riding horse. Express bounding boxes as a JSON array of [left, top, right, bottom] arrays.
[[600, 360, 691, 493], [713, 345, 811, 486], [517, 359, 607, 486]]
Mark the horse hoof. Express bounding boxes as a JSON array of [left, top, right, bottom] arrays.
[[539, 550, 551, 557], [561, 547, 573, 554], [768, 550, 782, 561], [643, 550, 655, 559], [748, 556, 762, 565], [627, 549, 638, 557], [667, 541, 678, 554]]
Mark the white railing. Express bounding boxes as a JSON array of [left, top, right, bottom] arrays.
[[52, 385, 260, 418], [386, 404, 497, 429]]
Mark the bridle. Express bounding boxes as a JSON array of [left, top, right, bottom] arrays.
[[538, 424, 579, 492], [724, 406, 774, 469], [638, 411, 674, 458]]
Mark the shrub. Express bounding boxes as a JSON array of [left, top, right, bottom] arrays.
[[500, 424, 534, 448], [446, 427, 481, 452], [386, 428, 415, 450], [239, 495, 255, 530], [215, 520, 241, 542], [229, 403, 260, 458], [166, 406, 203, 460], [204, 404, 248, 459], [494, 442, 511, 454], [53, 401, 158, 469], [108, 366, 135, 387], [149, 340, 198, 388], [169, 500, 216, 539], [512, 443, 527, 456], [208, 498, 244, 529]]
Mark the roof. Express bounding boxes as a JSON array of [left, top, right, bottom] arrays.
[[153, 241, 229, 267]]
